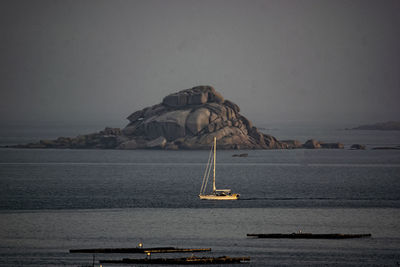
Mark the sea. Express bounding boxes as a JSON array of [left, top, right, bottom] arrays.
[[0, 122, 399, 266]]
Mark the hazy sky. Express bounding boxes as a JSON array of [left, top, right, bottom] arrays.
[[1, 0, 399, 127]]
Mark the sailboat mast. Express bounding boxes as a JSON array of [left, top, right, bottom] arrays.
[[213, 137, 216, 192]]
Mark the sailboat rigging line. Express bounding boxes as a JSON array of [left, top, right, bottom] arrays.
[[200, 147, 212, 194], [198, 137, 240, 200], [200, 145, 213, 195], [203, 149, 213, 194], [213, 137, 216, 192], [202, 144, 214, 195]]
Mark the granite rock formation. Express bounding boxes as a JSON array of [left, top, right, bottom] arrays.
[[12, 86, 346, 150], [120, 86, 284, 149]]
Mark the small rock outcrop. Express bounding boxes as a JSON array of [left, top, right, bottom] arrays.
[[320, 142, 344, 149], [303, 139, 322, 149], [232, 153, 248, 157], [303, 139, 344, 149], [350, 144, 366, 150], [281, 140, 303, 149], [15, 127, 122, 149], [351, 121, 400, 131]]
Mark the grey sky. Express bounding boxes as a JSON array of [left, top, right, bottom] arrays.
[[1, 0, 399, 127]]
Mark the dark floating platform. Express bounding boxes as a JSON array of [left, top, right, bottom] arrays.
[[247, 233, 372, 239], [100, 256, 250, 265], [70, 247, 211, 254], [232, 153, 248, 157]]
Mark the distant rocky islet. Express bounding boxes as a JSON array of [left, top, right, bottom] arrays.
[[347, 121, 400, 150], [350, 121, 400, 131], [13, 86, 348, 150]]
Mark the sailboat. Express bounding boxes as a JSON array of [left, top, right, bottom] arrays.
[[199, 137, 240, 200]]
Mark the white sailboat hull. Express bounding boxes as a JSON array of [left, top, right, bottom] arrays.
[[199, 194, 240, 200], [199, 137, 240, 201]]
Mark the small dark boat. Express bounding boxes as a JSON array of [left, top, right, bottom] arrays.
[[247, 233, 371, 239], [232, 153, 248, 157], [100, 256, 250, 264]]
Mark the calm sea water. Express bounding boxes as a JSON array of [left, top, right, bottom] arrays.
[[0, 124, 399, 266]]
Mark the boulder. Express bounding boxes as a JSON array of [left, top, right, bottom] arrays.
[[118, 140, 138, 149], [204, 102, 227, 117], [263, 134, 282, 149], [122, 124, 139, 136], [238, 114, 253, 130], [165, 142, 179, 150], [350, 144, 366, 150], [320, 142, 344, 149], [189, 92, 208, 105], [118, 139, 143, 149], [303, 139, 321, 149], [303, 139, 344, 149], [127, 109, 145, 122], [143, 109, 191, 140], [207, 88, 224, 103], [248, 127, 267, 148], [146, 136, 167, 149], [162, 85, 222, 107], [143, 104, 168, 118], [281, 140, 303, 149], [224, 99, 240, 113], [186, 108, 211, 135], [163, 92, 188, 107]]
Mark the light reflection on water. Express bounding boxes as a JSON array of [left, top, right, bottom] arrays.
[[1, 149, 399, 210], [0, 208, 399, 266], [0, 147, 399, 266]]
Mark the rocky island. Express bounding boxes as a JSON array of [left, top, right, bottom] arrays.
[[351, 121, 400, 131], [11, 86, 344, 150]]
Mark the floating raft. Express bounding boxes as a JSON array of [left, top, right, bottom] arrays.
[[247, 233, 372, 239], [70, 247, 211, 254], [100, 256, 250, 265]]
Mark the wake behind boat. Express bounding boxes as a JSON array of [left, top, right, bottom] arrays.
[[199, 137, 240, 200]]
